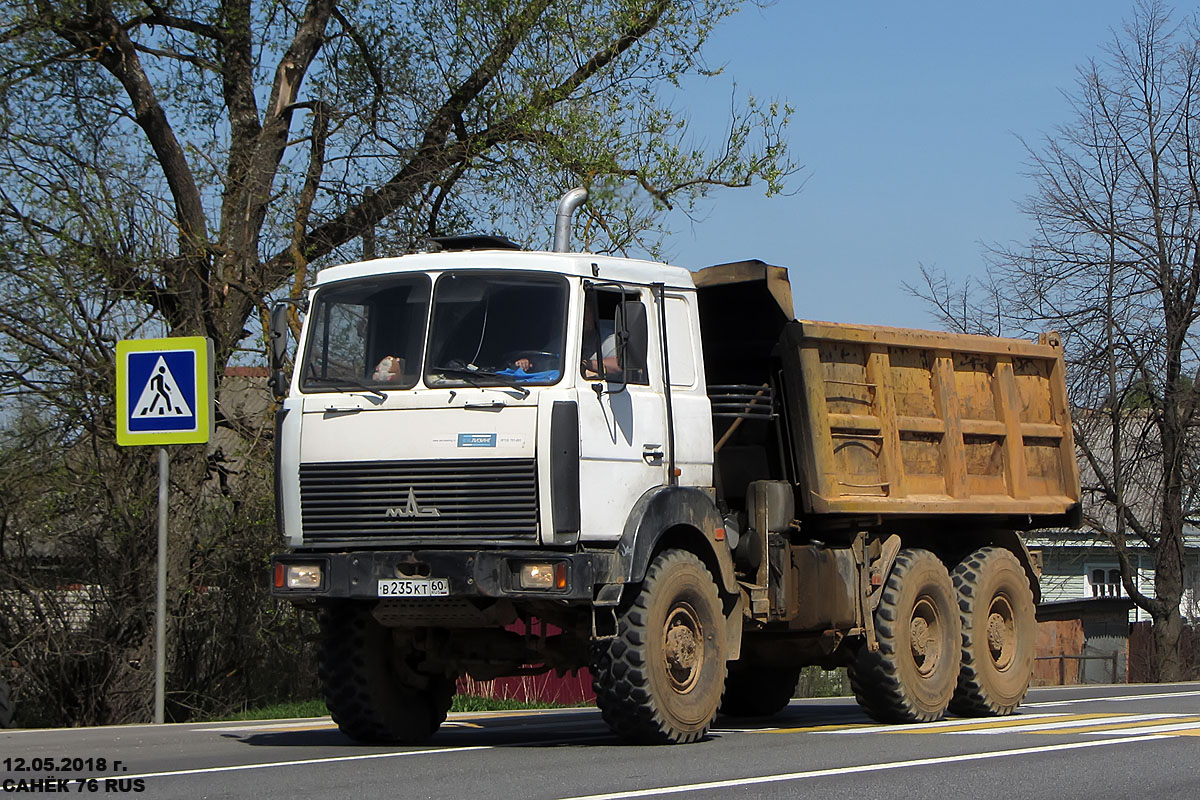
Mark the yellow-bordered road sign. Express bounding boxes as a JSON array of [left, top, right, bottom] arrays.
[[116, 337, 214, 446]]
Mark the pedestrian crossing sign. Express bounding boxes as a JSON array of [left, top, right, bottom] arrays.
[[116, 337, 214, 446]]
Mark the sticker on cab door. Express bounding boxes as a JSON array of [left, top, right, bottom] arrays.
[[458, 433, 497, 447]]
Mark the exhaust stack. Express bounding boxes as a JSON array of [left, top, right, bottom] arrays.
[[552, 187, 588, 252]]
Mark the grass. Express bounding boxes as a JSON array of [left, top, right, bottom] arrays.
[[449, 695, 567, 712], [205, 699, 329, 722]]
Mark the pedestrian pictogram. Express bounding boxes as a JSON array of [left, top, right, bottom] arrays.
[[133, 358, 194, 419], [116, 337, 213, 446]]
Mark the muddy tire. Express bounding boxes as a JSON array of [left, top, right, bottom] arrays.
[[0, 680, 13, 728], [720, 663, 800, 718], [318, 603, 454, 744], [592, 549, 728, 744], [949, 546, 1036, 716], [849, 548, 960, 723]]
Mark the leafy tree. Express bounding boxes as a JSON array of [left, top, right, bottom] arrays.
[[911, 0, 1199, 680], [0, 1, 794, 722], [1, 0, 793, 368]]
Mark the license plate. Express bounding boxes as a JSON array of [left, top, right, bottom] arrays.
[[377, 578, 450, 598]]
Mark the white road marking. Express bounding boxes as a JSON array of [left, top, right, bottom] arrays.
[[1083, 720, 1200, 736], [554, 735, 1169, 800], [71, 729, 617, 785], [76, 745, 494, 783], [1024, 689, 1200, 707]]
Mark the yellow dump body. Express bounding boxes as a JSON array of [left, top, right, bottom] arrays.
[[778, 320, 1081, 519]]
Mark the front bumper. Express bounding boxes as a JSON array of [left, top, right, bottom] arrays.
[[271, 549, 599, 602]]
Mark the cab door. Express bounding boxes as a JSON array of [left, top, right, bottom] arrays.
[[575, 284, 668, 542]]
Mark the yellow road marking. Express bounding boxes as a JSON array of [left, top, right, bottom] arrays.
[[1030, 716, 1200, 735], [765, 723, 873, 734], [209, 721, 338, 733], [890, 713, 1112, 734]]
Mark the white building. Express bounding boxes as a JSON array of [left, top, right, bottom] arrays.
[[1029, 530, 1200, 623]]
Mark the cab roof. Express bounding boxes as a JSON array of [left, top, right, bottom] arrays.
[[313, 249, 697, 290]]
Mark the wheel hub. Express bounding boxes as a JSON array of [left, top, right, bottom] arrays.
[[986, 594, 1016, 670], [910, 597, 941, 676], [663, 604, 703, 693]]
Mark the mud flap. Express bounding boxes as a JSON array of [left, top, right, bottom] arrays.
[[725, 592, 744, 661]]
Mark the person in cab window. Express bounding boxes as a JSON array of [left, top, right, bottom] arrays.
[[581, 301, 620, 379]]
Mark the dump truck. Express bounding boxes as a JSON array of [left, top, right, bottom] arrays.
[[269, 190, 1081, 744]]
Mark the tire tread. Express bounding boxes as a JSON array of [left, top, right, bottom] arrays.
[[318, 604, 453, 744], [849, 548, 959, 723], [949, 546, 1035, 717], [592, 550, 726, 744]]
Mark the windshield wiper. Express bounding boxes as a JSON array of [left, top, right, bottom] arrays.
[[306, 376, 387, 402], [432, 364, 530, 399]]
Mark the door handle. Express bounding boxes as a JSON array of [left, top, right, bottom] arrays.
[[642, 444, 664, 464]]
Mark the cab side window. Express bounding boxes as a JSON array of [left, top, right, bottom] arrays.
[[581, 288, 649, 385]]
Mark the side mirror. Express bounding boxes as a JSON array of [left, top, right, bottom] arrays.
[[615, 300, 647, 384], [269, 303, 289, 369], [268, 302, 289, 399]]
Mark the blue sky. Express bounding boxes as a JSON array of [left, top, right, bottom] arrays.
[[661, 0, 1146, 329]]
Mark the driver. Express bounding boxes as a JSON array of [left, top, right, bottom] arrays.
[[581, 303, 619, 378]]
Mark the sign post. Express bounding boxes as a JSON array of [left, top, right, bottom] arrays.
[[116, 337, 214, 724]]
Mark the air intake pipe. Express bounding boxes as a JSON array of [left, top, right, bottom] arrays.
[[552, 187, 588, 252]]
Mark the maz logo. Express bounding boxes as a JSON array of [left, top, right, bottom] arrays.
[[385, 487, 441, 518]]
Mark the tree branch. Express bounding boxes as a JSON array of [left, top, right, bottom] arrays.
[[42, 3, 209, 252], [266, 0, 697, 276], [227, 0, 335, 280]]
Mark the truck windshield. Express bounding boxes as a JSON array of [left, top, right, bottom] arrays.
[[425, 271, 568, 387], [300, 275, 431, 392]]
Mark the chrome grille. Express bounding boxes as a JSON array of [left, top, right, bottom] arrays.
[[299, 459, 538, 543]]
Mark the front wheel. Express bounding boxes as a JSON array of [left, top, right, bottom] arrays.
[[592, 549, 728, 744], [318, 603, 455, 744], [949, 547, 1036, 716], [849, 548, 960, 723]]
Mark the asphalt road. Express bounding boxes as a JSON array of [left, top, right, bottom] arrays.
[[3, 683, 1199, 799]]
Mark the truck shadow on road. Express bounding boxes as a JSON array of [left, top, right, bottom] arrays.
[[225, 701, 872, 750]]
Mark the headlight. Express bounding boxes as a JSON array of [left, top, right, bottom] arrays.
[[275, 562, 323, 590], [517, 562, 567, 591]]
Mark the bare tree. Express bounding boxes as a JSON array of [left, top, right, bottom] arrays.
[[911, 0, 1200, 680]]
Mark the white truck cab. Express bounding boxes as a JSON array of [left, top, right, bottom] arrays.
[[271, 208, 741, 745], [277, 247, 713, 552]]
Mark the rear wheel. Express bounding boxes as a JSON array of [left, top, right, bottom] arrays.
[[720, 663, 800, 718], [318, 603, 454, 744], [592, 549, 728, 744], [949, 547, 1036, 716], [849, 548, 960, 723]]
